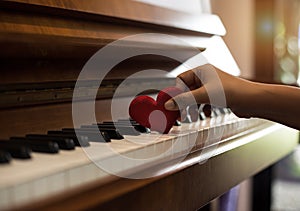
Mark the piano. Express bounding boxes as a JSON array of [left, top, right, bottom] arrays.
[[0, 0, 298, 210]]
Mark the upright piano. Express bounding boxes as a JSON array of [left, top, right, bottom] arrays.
[[0, 0, 298, 210]]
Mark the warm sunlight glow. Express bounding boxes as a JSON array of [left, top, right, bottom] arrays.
[[297, 24, 300, 86]]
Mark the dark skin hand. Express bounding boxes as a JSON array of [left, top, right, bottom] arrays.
[[164, 64, 300, 130]]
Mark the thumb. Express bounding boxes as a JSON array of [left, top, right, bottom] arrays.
[[164, 87, 208, 111]]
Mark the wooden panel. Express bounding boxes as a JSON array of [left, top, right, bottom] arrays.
[[0, 5, 209, 61], [0, 50, 184, 84], [2, 0, 226, 35], [0, 8, 205, 84], [0, 97, 134, 139], [254, 0, 275, 82]]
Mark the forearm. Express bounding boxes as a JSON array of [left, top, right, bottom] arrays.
[[233, 82, 300, 130]]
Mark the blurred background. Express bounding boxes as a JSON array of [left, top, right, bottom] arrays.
[[211, 0, 300, 84], [211, 0, 300, 210]]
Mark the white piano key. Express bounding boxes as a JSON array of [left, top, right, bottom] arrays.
[[85, 142, 115, 161], [32, 176, 48, 199], [149, 141, 170, 159], [68, 166, 86, 187], [47, 171, 66, 194], [99, 154, 125, 175], [190, 130, 200, 152], [0, 187, 12, 209], [183, 132, 194, 154], [136, 144, 154, 160], [99, 164, 114, 181], [161, 137, 175, 159], [179, 131, 192, 154], [0, 148, 91, 189], [122, 150, 139, 171], [81, 163, 100, 183], [91, 164, 110, 181], [13, 182, 31, 205], [146, 136, 166, 159], [171, 135, 183, 157], [110, 139, 140, 153], [151, 140, 166, 158]]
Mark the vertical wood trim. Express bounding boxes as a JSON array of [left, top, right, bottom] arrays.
[[254, 0, 275, 82]]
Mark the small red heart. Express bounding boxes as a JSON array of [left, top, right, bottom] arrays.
[[129, 87, 183, 134]]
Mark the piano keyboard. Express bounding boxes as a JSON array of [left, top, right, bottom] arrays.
[[0, 109, 270, 210]]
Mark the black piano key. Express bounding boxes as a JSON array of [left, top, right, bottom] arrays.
[[117, 121, 151, 133], [99, 131, 111, 142], [100, 123, 141, 135], [87, 124, 140, 136], [224, 108, 232, 114], [212, 107, 222, 116], [68, 127, 124, 140], [97, 128, 124, 139], [47, 131, 90, 147], [202, 104, 212, 118], [199, 112, 206, 120], [10, 137, 59, 153], [0, 141, 31, 159], [132, 125, 150, 133], [117, 119, 137, 124], [26, 134, 75, 150], [182, 114, 192, 123], [188, 105, 200, 122], [117, 122, 151, 133], [0, 150, 11, 164], [174, 120, 181, 126], [106, 120, 151, 133], [61, 129, 111, 143], [218, 107, 227, 115]]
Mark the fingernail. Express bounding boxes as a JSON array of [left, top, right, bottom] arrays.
[[164, 99, 178, 110]]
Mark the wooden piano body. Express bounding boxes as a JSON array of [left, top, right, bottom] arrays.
[[0, 0, 299, 210]]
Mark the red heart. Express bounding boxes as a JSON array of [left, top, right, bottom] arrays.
[[129, 87, 183, 134]]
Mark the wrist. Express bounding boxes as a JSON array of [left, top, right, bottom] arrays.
[[229, 80, 261, 118]]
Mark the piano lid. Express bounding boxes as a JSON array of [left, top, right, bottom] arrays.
[[1, 0, 226, 36]]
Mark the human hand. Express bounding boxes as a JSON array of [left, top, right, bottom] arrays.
[[164, 64, 255, 118]]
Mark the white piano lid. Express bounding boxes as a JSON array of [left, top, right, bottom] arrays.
[[8, 0, 225, 36], [167, 36, 241, 77], [135, 0, 206, 14], [135, 0, 226, 36]]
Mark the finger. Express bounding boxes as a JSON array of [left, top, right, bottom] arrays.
[[176, 70, 199, 91], [179, 108, 187, 121], [188, 104, 199, 122], [164, 87, 208, 111], [175, 77, 188, 91]]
